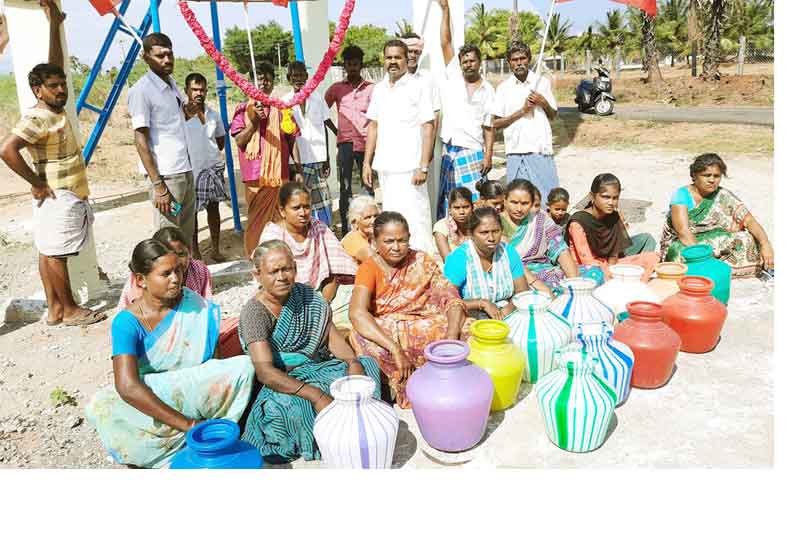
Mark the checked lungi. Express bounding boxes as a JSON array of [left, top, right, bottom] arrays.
[[297, 162, 333, 226], [195, 162, 230, 212], [437, 143, 483, 219]]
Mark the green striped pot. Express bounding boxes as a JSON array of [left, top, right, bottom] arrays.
[[505, 291, 572, 384], [536, 344, 618, 453]]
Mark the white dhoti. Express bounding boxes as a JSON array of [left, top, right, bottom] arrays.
[[32, 189, 94, 257], [378, 170, 435, 254]]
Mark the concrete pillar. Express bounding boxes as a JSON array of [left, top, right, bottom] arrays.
[[5, 0, 103, 303], [412, 0, 464, 222], [297, 0, 342, 227]]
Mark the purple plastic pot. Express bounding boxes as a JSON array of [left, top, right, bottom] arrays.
[[406, 340, 494, 452]]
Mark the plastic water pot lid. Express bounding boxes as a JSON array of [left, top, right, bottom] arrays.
[[512, 290, 552, 311], [424, 339, 470, 364], [470, 319, 510, 341], [654, 262, 688, 277], [554, 343, 594, 372], [329, 375, 377, 401], [187, 419, 239, 453], [607, 264, 644, 279], [681, 244, 713, 262]]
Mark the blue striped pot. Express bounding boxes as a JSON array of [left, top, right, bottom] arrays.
[[536, 344, 618, 453], [505, 291, 572, 383], [313, 376, 399, 468], [549, 278, 615, 336], [575, 321, 635, 406]]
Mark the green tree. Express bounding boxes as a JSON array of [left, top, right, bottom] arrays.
[[464, 3, 504, 59], [656, 0, 691, 67], [395, 18, 414, 37], [596, 9, 628, 69], [224, 21, 293, 76], [546, 12, 574, 56], [486, 8, 543, 59], [331, 22, 390, 66], [724, 0, 773, 50]]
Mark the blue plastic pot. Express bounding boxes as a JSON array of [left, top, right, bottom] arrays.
[[170, 419, 263, 469]]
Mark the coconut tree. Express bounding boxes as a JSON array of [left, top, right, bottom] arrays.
[[596, 10, 627, 71], [657, 0, 691, 67], [465, 3, 503, 59], [545, 12, 573, 70], [693, 0, 728, 81], [642, 11, 664, 82], [395, 18, 413, 37]]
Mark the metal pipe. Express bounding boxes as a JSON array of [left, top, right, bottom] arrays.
[[289, 1, 305, 62], [210, 0, 243, 232], [150, 0, 161, 33]]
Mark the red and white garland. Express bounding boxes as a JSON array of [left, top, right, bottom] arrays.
[[177, 0, 356, 109]]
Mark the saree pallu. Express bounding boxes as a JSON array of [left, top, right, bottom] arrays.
[[86, 289, 255, 468], [459, 240, 514, 319], [240, 283, 380, 461], [350, 251, 466, 408], [507, 210, 570, 287], [659, 187, 762, 278]]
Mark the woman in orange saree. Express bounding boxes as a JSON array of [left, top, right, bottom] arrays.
[[349, 212, 467, 408]]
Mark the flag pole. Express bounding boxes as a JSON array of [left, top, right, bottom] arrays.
[[534, 0, 558, 89]]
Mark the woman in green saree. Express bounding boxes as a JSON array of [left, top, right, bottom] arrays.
[[239, 240, 381, 462], [659, 153, 774, 278]]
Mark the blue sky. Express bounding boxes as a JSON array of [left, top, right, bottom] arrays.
[[0, 0, 629, 73]]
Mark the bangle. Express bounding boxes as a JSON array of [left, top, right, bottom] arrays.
[[293, 381, 307, 395]]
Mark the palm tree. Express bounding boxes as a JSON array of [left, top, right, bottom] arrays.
[[465, 3, 503, 59], [693, 0, 728, 81], [596, 10, 627, 71], [725, 0, 773, 50], [546, 13, 573, 55], [657, 0, 691, 67], [395, 18, 413, 37], [642, 12, 664, 82]]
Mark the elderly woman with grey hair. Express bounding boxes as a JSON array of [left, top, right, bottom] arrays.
[[341, 194, 380, 263], [239, 240, 381, 463]]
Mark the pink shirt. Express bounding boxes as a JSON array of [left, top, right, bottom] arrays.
[[325, 79, 374, 152], [229, 103, 294, 183]]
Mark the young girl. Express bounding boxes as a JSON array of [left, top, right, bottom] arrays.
[[565, 173, 659, 281], [529, 185, 542, 215], [546, 187, 571, 228], [475, 179, 506, 214], [434, 187, 474, 261]]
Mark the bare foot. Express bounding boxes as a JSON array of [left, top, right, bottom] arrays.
[[209, 251, 226, 263]]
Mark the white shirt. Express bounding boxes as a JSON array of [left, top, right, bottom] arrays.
[[492, 71, 557, 156], [127, 71, 192, 175], [414, 68, 441, 113], [366, 73, 435, 173], [439, 58, 495, 151], [184, 106, 225, 175], [284, 90, 331, 164]]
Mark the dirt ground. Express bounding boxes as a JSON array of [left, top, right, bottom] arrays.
[[0, 141, 774, 468]]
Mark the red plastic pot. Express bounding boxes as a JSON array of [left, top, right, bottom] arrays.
[[661, 276, 728, 354], [613, 301, 681, 389]]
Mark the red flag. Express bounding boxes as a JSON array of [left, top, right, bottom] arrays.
[[88, 0, 123, 17]]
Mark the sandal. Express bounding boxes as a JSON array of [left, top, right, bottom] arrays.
[[62, 309, 107, 327], [46, 319, 62, 326]]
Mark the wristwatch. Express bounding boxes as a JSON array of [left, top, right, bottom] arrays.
[[419, 166, 429, 173]]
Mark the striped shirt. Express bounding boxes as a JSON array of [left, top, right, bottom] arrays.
[[12, 108, 89, 199]]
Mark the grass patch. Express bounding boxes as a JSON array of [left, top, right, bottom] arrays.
[[50, 387, 78, 408]]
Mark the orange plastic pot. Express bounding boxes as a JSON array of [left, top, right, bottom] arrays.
[[661, 276, 727, 354]]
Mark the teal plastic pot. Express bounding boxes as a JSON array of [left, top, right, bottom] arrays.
[[682, 244, 731, 305]]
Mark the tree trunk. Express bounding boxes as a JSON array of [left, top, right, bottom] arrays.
[[642, 13, 663, 83], [697, 0, 726, 81]]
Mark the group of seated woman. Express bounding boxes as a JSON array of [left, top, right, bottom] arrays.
[[88, 152, 773, 467]]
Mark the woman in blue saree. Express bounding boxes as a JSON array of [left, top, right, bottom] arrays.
[[86, 240, 255, 468], [239, 240, 381, 462]]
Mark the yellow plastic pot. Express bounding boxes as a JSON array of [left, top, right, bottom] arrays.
[[467, 320, 525, 412]]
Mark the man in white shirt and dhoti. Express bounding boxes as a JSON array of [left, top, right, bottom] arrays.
[[363, 39, 436, 254]]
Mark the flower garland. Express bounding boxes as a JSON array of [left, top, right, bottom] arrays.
[[177, 0, 356, 109]]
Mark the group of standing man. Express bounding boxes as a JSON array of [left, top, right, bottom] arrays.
[[0, 0, 562, 328]]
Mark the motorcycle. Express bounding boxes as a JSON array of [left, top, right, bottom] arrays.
[[575, 66, 615, 116]]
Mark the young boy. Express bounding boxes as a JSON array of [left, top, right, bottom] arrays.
[[285, 61, 336, 226], [546, 187, 571, 228]]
